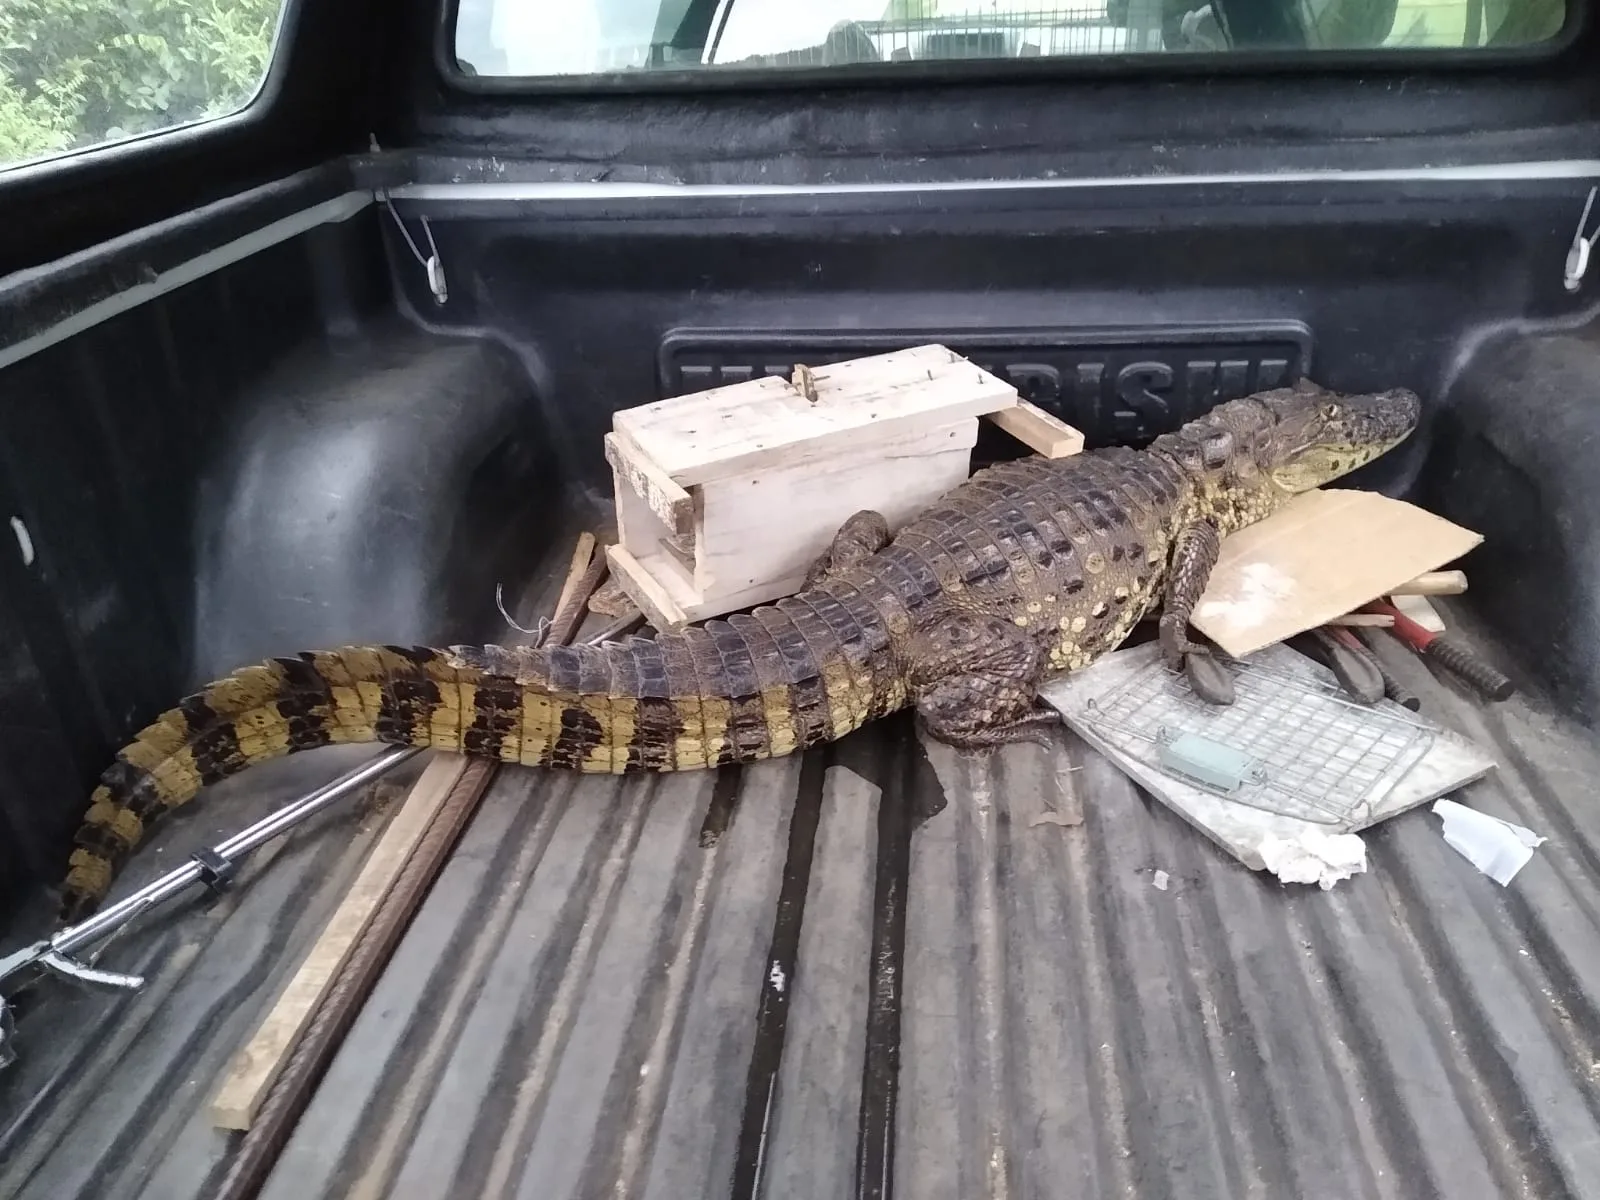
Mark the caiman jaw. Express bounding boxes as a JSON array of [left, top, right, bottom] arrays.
[[1268, 386, 1421, 493]]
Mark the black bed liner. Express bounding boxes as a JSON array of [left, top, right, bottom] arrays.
[[3, 543, 1596, 1200]]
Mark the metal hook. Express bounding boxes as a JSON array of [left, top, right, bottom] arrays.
[[1565, 185, 1598, 294], [379, 189, 448, 306]]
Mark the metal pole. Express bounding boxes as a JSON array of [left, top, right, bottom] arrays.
[[0, 746, 425, 1072], [52, 746, 423, 958]]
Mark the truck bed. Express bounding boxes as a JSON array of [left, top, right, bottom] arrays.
[[5, 110, 1600, 1196], [3, 513, 1597, 1200]]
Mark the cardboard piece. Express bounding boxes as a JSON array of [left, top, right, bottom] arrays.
[[1191, 489, 1481, 658]]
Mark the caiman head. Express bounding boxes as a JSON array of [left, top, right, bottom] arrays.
[[1158, 380, 1422, 496]]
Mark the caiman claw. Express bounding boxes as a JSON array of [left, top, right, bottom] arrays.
[[1159, 614, 1236, 706]]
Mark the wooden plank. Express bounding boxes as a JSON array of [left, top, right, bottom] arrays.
[[1389, 591, 1446, 633], [693, 421, 975, 603], [1390, 569, 1467, 596], [611, 419, 979, 628], [985, 400, 1085, 458], [605, 432, 693, 537], [613, 345, 1016, 486], [210, 752, 470, 1131], [607, 544, 691, 631], [551, 532, 597, 625]]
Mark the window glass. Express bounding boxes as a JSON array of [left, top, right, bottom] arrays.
[[0, 0, 289, 171], [452, 0, 1566, 80]]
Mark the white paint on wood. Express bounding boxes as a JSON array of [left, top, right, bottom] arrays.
[[692, 421, 975, 603], [612, 344, 1016, 486], [607, 544, 691, 630], [605, 432, 693, 537]]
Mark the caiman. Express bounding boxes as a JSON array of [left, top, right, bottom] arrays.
[[57, 380, 1420, 922]]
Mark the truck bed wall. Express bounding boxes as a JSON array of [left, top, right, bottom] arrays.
[[1, 160, 1599, 916]]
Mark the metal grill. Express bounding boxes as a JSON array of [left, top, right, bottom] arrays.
[[855, 5, 1134, 60], [1081, 652, 1435, 827], [706, 4, 1148, 69]]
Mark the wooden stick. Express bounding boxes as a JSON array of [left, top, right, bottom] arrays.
[[984, 400, 1085, 459], [550, 532, 597, 625], [607, 544, 690, 631], [209, 752, 470, 1131], [1324, 613, 1395, 627], [1389, 570, 1467, 596], [210, 759, 497, 1200], [1388, 591, 1446, 633], [604, 432, 694, 537]]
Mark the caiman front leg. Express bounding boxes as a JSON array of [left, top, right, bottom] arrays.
[[908, 608, 1059, 751], [802, 509, 892, 589], [1158, 519, 1237, 706]]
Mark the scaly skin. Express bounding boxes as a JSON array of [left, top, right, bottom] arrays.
[[57, 380, 1420, 922]]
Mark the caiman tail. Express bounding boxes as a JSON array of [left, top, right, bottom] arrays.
[[59, 593, 904, 923]]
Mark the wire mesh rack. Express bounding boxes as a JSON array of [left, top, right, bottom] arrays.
[[1080, 652, 1436, 827], [703, 4, 1140, 69], [855, 5, 1131, 59]]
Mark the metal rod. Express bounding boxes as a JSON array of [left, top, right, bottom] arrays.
[[583, 611, 645, 645], [546, 550, 611, 649], [53, 746, 423, 957]]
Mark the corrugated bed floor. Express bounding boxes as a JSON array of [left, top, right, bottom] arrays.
[[5, 608, 1600, 1200]]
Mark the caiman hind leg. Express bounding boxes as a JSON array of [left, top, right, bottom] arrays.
[[802, 509, 891, 589], [1158, 519, 1236, 706], [908, 608, 1059, 751]]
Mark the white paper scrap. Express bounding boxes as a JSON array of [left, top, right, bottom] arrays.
[[1433, 799, 1546, 885], [1258, 830, 1369, 890]]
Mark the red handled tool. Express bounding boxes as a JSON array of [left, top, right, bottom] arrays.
[[1362, 599, 1515, 702]]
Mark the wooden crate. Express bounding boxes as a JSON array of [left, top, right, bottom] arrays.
[[603, 343, 1082, 630]]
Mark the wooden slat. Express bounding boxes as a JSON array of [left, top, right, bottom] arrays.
[[692, 421, 975, 601], [209, 752, 470, 1131], [551, 532, 597, 625], [612, 344, 1016, 486], [1389, 591, 1446, 633], [985, 400, 1085, 458], [605, 432, 694, 537], [607, 544, 692, 631], [1389, 570, 1467, 596]]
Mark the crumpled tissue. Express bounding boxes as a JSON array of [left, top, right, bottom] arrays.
[[1258, 829, 1368, 889]]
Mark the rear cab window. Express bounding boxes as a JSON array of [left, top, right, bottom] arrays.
[[0, 0, 290, 171], [450, 0, 1567, 82]]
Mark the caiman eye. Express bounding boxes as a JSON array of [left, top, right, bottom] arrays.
[[1321, 403, 1341, 419]]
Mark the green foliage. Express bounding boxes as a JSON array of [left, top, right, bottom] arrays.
[[0, 0, 282, 168]]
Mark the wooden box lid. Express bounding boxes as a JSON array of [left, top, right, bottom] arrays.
[[611, 344, 1018, 487]]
